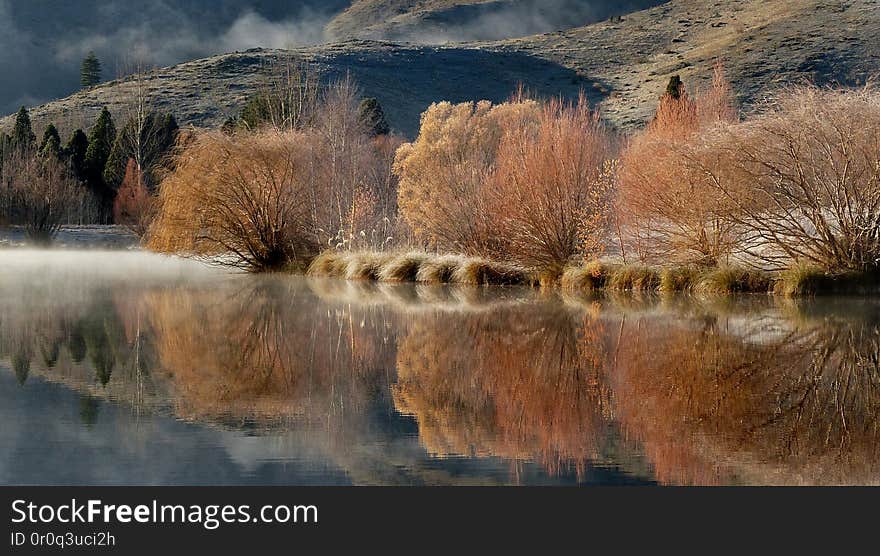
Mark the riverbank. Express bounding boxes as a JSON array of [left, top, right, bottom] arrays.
[[306, 250, 880, 297]]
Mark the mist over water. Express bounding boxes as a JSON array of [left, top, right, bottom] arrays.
[[1, 250, 878, 485]]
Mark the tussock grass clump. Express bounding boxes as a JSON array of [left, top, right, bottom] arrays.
[[378, 252, 431, 282], [659, 266, 702, 293], [560, 261, 612, 291], [345, 252, 392, 280], [307, 250, 351, 278], [771, 265, 880, 297], [451, 258, 531, 286], [607, 265, 661, 292], [416, 255, 462, 283], [696, 266, 771, 295]]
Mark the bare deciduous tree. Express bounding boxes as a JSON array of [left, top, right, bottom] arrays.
[[394, 99, 541, 255], [0, 149, 87, 243], [691, 86, 880, 272], [148, 131, 318, 271]]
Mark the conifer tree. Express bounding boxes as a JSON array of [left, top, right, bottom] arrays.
[[665, 75, 684, 100], [39, 124, 62, 159], [81, 52, 102, 88], [65, 129, 89, 181], [11, 106, 36, 151], [358, 97, 390, 137], [83, 108, 116, 212]]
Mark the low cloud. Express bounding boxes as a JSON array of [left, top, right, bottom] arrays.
[[0, 1, 341, 115]]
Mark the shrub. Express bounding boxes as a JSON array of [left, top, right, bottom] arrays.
[[490, 95, 615, 272], [617, 64, 738, 266], [113, 159, 154, 239], [147, 130, 318, 271]]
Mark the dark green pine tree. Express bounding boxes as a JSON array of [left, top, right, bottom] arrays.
[[358, 97, 390, 137], [39, 123, 62, 159], [102, 123, 134, 191], [11, 106, 36, 151], [65, 129, 90, 181], [665, 75, 684, 100], [83, 108, 116, 210], [80, 51, 102, 88]]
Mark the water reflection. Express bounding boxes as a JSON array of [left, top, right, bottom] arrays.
[[1, 251, 879, 485], [612, 298, 880, 485]]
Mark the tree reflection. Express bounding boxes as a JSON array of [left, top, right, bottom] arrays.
[[143, 278, 399, 428], [393, 300, 612, 479], [4, 267, 880, 485], [612, 301, 880, 485]]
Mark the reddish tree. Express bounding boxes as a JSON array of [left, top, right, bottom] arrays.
[[113, 158, 153, 239]]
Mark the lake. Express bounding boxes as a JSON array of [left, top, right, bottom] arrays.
[[1, 250, 878, 485]]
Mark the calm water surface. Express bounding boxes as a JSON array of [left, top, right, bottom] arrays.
[[1, 250, 878, 485]]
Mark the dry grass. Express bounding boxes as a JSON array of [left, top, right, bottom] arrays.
[[772, 265, 880, 297], [451, 258, 531, 286], [696, 266, 772, 295], [658, 266, 702, 293], [606, 265, 661, 292], [378, 252, 431, 282], [307, 250, 351, 277], [346, 252, 393, 280], [560, 261, 612, 291], [416, 255, 463, 283]]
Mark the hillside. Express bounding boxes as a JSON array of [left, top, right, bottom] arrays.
[[2, 0, 878, 137], [325, 0, 665, 42]]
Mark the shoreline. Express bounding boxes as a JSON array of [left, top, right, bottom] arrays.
[[304, 249, 880, 298]]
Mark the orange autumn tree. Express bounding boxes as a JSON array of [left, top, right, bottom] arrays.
[[113, 158, 154, 239], [617, 64, 738, 266], [490, 95, 615, 274]]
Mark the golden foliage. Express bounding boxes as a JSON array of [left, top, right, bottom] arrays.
[[394, 99, 540, 255]]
